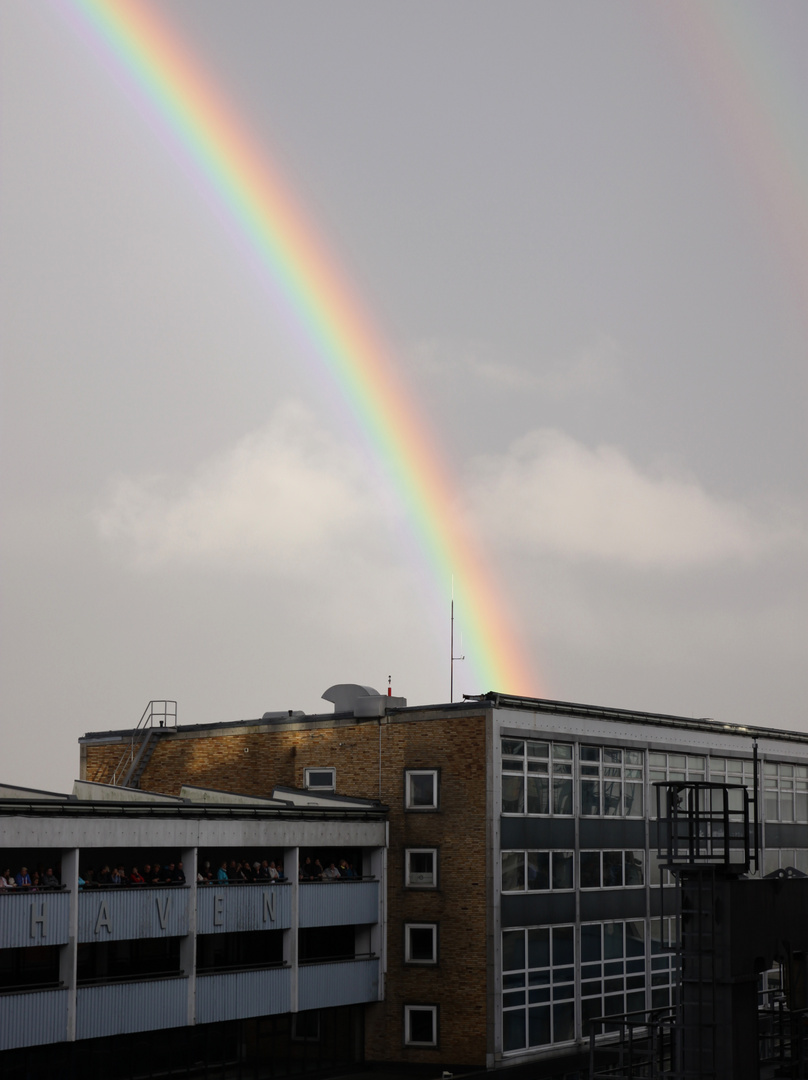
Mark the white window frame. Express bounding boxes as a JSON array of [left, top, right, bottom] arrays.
[[501, 850, 575, 893], [405, 923, 438, 964], [304, 767, 336, 792], [404, 1004, 438, 1047], [405, 848, 438, 888], [405, 769, 439, 810]]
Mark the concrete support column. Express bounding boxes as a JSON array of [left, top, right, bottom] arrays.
[[180, 845, 197, 1025], [285, 846, 299, 1011], [60, 848, 79, 1041], [367, 842, 387, 1000]]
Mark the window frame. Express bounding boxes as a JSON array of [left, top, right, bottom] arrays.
[[501, 849, 575, 893], [404, 848, 439, 889], [579, 850, 645, 890], [500, 738, 574, 817], [303, 767, 336, 792], [404, 768, 440, 811], [403, 1004, 438, 1047], [404, 923, 438, 965]]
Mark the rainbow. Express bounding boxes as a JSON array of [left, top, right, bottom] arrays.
[[58, 0, 539, 697], [664, 2, 808, 314]]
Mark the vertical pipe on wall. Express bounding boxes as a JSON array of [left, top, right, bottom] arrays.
[[60, 848, 79, 1042]]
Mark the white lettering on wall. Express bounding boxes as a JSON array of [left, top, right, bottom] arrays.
[[213, 894, 224, 926], [263, 891, 276, 923], [30, 900, 48, 939], [156, 893, 172, 930], [95, 900, 112, 935]]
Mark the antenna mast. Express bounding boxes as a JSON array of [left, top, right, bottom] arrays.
[[450, 578, 465, 703]]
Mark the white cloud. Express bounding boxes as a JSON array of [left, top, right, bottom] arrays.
[[95, 401, 385, 573], [467, 429, 797, 568], [411, 335, 622, 396]]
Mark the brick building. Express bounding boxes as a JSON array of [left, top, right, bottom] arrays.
[[79, 686, 808, 1072]]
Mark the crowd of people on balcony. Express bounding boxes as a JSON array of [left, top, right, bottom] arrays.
[[1, 853, 363, 891], [298, 857, 360, 880], [0, 866, 61, 890]]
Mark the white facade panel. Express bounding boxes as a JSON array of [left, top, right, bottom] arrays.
[[298, 958, 379, 1011], [75, 977, 188, 1039], [196, 883, 292, 934], [0, 989, 69, 1050], [299, 880, 379, 927], [196, 967, 291, 1024], [0, 891, 70, 948], [77, 887, 190, 942]]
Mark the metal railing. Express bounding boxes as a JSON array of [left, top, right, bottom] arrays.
[[109, 701, 177, 787]]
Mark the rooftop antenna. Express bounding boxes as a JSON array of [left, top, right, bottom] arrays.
[[450, 577, 465, 703]]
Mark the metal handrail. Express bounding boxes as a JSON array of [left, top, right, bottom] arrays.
[[109, 701, 178, 786]]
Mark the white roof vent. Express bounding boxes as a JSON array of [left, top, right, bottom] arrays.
[[321, 683, 406, 716], [321, 684, 380, 713]]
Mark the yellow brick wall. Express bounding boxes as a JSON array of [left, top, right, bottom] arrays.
[[83, 712, 490, 1065]]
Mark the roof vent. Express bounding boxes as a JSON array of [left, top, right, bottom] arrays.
[[321, 684, 380, 713], [322, 683, 406, 716]]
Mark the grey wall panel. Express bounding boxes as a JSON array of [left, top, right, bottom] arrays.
[[501, 892, 576, 927], [579, 819, 646, 848], [499, 818, 575, 849], [78, 888, 189, 942], [650, 888, 677, 917], [75, 977, 188, 1039], [298, 958, 379, 1011], [196, 967, 291, 1024], [580, 890, 648, 922], [299, 881, 378, 928], [197, 884, 292, 934], [0, 989, 69, 1050], [765, 824, 808, 849], [0, 891, 70, 948]]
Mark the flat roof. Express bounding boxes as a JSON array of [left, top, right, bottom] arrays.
[[80, 693, 808, 749]]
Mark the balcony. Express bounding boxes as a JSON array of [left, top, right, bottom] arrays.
[[75, 975, 188, 1039], [0, 890, 70, 948], [298, 957, 379, 1011], [299, 879, 378, 927], [0, 987, 69, 1051], [78, 886, 190, 942], [196, 966, 291, 1024], [196, 881, 292, 933]]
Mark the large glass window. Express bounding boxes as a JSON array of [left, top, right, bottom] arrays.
[[580, 921, 646, 1033], [501, 851, 574, 892], [502, 926, 575, 1051], [763, 763, 808, 823], [501, 739, 573, 816], [580, 747, 644, 817], [579, 851, 644, 889]]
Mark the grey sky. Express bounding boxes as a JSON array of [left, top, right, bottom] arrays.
[[2, 1, 806, 792]]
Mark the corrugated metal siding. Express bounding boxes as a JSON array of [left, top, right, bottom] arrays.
[[298, 958, 379, 1011], [196, 883, 292, 933], [78, 887, 189, 942], [0, 891, 70, 948], [196, 967, 291, 1024], [0, 989, 69, 1050], [75, 977, 188, 1039], [299, 881, 378, 927]]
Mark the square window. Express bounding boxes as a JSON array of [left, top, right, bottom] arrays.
[[404, 1005, 437, 1046], [405, 848, 437, 888], [405, 769, 439, 809], [406, 924, 438, 964], [304, 768, 335, 792]]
